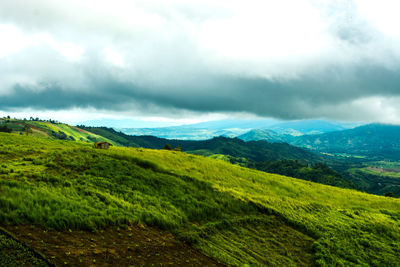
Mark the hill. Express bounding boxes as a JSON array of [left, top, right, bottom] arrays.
[[80, 126, 320, 163], [116, 118, 277, 140], [238, 129, 290, 142], [120, 126, 242, 140], [292, 123, 400, 159], [118, 119, 358, 140], [270, 119, 350, 135], [0, 132, 399, 266], [0, 118, 117, 145], [80, 127, 355, 189]]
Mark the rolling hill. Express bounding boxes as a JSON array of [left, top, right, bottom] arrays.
[[119, 126, 243, 140], [80, 126, 321, 163], [269, 119, 351, 135], [0, 132, 399, 266], [0, 120, 393, 194], [238, 129, 290, 142], [291, 123, 400, 158], [0, 118, 117, 145], [118, 119, 358, 140]]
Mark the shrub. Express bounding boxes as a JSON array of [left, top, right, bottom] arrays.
[[384, 192, 397, 198], [0, 125, 12, 133], [163, 144, 172, 150]]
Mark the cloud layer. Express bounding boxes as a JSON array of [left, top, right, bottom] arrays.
[[1, 0, 400, 122]]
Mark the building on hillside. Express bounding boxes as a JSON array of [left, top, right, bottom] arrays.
[[94, 141, 112, 149]]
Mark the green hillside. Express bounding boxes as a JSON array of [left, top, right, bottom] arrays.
[[81, 126, 356, 189], [0, 118, 117, 145], [0, 132, 399, 266]]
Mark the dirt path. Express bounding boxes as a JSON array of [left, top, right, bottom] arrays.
[[4, 224, 224, 266]]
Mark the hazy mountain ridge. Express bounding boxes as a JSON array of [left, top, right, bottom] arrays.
[[238, 129, 293, 142], [120, 127, 248, 140], [80, 126, 321, 163], [269, 119, 350, 135], [291, 123, 400, 158], [118, 119, 358, 140]]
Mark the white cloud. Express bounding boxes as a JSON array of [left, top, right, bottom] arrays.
[[104, 47, 125, 67]]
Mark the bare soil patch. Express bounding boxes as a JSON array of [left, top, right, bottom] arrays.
[[4, 224, 223, 266]]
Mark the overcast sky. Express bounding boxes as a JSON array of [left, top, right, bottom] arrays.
[[1, 0, 400, 125]]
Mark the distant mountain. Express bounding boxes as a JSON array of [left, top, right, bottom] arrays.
[[182, 118, 281, 130], [76, 118, 174, 128], [235, 120, 361, 142], [120, 119, 359, 140], [238, 129, 290, 142], [119, 127, 248, 140], [270, 119, 355, 135], [291, 123, 400, 159], [118, 118, 281, 140], [81, 126, 321, 163]]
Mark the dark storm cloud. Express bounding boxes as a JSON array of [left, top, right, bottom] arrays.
[[2, 62, 400, 120]]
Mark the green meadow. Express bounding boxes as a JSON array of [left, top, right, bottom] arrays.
[[0, 132, 399, 266]]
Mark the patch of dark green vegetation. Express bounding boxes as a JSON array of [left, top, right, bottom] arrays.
[[347, 168, 400, 196], [255, 160, 356, 188], [0, 231, 48, 267], [0, 125, 13, 133]]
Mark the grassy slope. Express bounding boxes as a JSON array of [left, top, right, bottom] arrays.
[[125, 147, 400, 265], [0, 133, 399, 266], [2, 119, 117, 145]]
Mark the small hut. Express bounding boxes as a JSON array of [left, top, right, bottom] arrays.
[[94, 141, 112, 149]]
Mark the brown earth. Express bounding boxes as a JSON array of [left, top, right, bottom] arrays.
[[4, 224, 224, 267]]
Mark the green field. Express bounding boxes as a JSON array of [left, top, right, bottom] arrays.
[[0, 132, 399, 266]]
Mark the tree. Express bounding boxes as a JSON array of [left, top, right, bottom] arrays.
[[163, 144, 172, 150], [384, 192, 397, 198], [0, 125, 12, 133]]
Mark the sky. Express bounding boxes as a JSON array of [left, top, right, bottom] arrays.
[[1, 0, 400, 126]]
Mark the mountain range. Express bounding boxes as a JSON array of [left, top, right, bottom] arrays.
[[291, 123, 400, 158], [118, 119, 358, 140]]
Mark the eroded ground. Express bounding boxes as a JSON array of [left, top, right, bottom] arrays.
[[3, 224, 223, 266]]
